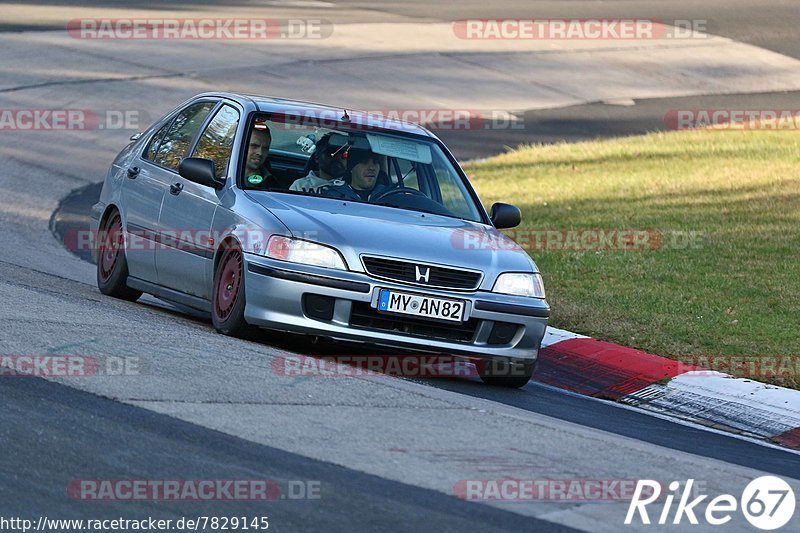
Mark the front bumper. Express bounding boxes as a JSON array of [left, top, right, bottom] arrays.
[[243, 254, 549, 361]]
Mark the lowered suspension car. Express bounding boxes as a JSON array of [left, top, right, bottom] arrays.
[[91, 92, 549, 387]]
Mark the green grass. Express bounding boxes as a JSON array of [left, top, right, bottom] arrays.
[[466, 130, 800, 387]]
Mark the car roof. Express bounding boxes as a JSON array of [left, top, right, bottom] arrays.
[[194, 92, 437, 139]]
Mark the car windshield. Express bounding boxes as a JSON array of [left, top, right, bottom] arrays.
[[241, 116, 485, 223]]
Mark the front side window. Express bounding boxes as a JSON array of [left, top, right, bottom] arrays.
[[390, 157, 419, 191], [153, 101, 216, 170], [192, 105, 240, 178]]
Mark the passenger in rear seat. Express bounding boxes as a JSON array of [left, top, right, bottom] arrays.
[[289, 133, 348, 193]]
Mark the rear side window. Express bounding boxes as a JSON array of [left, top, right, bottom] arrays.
[[152, 101, 216, 170], [192, 105, 240, 179]]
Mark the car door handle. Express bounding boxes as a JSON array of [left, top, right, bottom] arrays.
[[127, 166, 140, 179], [169, 182, 184, 195]]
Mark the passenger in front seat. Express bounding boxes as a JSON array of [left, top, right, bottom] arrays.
[[243, 126, 275, 188]]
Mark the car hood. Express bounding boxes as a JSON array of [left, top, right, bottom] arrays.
[[247, 192, 537, 282]]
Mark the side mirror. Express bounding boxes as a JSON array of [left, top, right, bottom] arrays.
[[178, 157, 225, 189], [490, 203, 521, 229]]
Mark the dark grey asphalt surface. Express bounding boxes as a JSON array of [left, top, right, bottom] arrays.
[[0, 377, 574, 532], [439, 90, 800, 159], [432, 379, 800, 480], [4, 0, 799, 61], [354, 0, 800, 60], [367, 0, 800, 159]]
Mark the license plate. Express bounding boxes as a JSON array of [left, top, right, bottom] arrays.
[[377, 289, 466, 322]]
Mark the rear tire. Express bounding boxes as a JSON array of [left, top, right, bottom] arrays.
[[212, 244, 252, 337], [477, 357, 536, 388], [96, 210, 142, 301]]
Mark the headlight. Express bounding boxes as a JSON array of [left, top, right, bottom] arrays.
[[266, 235, 347, 270], [492, 272, 546, 298]]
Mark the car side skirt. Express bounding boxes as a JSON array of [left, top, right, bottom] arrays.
[[127, 277, 211, 313]]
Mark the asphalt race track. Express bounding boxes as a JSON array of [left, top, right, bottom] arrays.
[[2, 1, 800, 532]]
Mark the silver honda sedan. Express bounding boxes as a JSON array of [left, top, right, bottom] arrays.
[[91, 92, 549, 387]]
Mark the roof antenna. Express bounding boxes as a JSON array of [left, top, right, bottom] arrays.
[[341, 109, 351, 122]]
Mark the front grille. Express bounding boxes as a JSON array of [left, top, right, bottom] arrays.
[[349, 302, 479, 343], [362, 256, 482, 290]]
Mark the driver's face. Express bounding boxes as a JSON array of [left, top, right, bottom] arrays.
[[351, 157, 380, 191], [246, 130, 271, 173]]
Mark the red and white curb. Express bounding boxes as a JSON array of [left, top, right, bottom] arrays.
[[537, 327, 800, 449]]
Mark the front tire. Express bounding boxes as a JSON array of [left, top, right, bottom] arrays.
[[212, 244, 251, 337], [96, 210, 142, 301], [477, 357, 537, 388]]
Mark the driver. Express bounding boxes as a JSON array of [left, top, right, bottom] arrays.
[[290, 133, 348, 193], [318, 150, 391, 201]]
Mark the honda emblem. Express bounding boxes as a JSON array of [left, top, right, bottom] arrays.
[[415, 265, 431, 283]]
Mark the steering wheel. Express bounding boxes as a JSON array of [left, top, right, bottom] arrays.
[[372, 187, 429, 202]]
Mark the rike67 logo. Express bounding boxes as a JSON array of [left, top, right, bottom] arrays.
[[626, 477, 796, 530]]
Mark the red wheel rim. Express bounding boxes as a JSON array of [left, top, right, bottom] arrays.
[[99, 213, 123, 282], [215, 249, 242, 321]]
